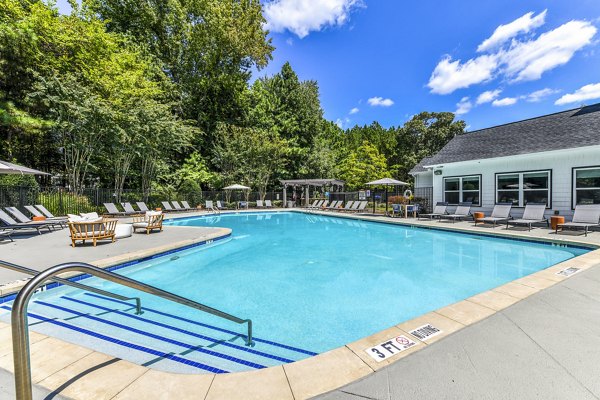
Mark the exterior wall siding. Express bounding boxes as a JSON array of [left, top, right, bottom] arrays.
[[423, 145, 600, 220]]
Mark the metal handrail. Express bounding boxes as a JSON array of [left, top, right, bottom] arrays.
[[0, 259, 142, 314], [11, 262, 253, 400]]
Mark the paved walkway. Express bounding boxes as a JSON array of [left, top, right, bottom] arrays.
[[318, 263, 600, 400]]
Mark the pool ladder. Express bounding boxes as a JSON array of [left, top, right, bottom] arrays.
[[1, 261, 254, 400]]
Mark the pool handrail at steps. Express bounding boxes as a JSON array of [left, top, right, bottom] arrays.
[[10, 261, 254, 400], [0, 259, 143, 315]]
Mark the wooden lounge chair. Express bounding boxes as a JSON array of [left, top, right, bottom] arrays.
[[556, 204, 600, 237], [103, 203, 127, 217], [0, 209, 54, 234], [136, 202, 150, 212], [68, 218, 117, 247], [474, 203, 513, 228], [265, 200, 274, 208], [507, 203, 548, 231], [6, 206, 65, 229], [132, 213, 164, 234], [440, 202, 472, 223], [418, 202, 448, 220]]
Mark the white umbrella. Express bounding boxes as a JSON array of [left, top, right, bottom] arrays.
[[0, 160, 50, 175], [365, 178, 409, 214], [223, 184, 251, 190]]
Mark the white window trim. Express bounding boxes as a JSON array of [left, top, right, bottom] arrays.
[[443, 175, 481, 206], [573, 166, 600, 206], [496, 170, 551, 207]]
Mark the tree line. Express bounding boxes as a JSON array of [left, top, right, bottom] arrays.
[[0, 0, 466, 199]]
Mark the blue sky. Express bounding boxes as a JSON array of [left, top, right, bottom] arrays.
[[56, 0, 600, 131]]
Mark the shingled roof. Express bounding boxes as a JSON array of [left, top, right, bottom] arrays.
[[410, 103, 600, 174]]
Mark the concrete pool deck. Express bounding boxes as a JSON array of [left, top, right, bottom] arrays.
[[1, 208, 600, 399]]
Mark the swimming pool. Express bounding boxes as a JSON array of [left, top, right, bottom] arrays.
[[0, 211, 590, 374]]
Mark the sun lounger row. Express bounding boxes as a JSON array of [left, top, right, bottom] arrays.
[[419, 201, 600, 236], [304, 200, 368, 213], [0, 206, 67, 235]]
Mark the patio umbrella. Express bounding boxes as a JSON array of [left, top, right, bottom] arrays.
[[0, 160, 50, 175], [365, 178, 409, 215], [223, 184, 251, 209]]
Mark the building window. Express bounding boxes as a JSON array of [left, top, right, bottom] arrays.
[[496, 170, 550, 207], [443, 175, 480, 206], [573, 167, 600, 205]]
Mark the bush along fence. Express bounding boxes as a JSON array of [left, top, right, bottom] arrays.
[[0, 186, 285, 216]]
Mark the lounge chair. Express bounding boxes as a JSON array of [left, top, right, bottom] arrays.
[[103, 203, 127, 217], [34, 204, 62, 220], [5, 207, 64, 229], [136, 202, 150, 212], [308, 200, 324, 210], [325, 201, 341, 210], [161, 201, 176, 212], [172, 201, 193, 212], [68, 218, 117, 247], [121, 202, 141, 215], [24, 205, 67, 223], [556, 204, 600, 237], [0, 209, 52, 234], [418, 202, 448, 220], [475, 203, 513, 228], [507, 203, 548, 231], [265, 200, 274, 208], [205, 200, 218, 213], [305, 200, 319, 209], [216, 200, 229, 210], [256, 200, 265, 208], [181, 201, 195, 211], [348, 201, 368, 213], [440, 202, 472, 223], [340, 201, 354, 212], [132, 212, 164, 234]]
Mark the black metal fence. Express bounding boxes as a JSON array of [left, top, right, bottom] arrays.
[[0, 186, 284, 216]]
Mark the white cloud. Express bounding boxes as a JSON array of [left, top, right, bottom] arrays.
[[492, 97, 518, 106], [476, 89, 502, 104], [455, 96, 473, 115], [525, 88, 560, 102], [555, 82, 600, 105], [286, 38, 294, 46], [477, 10, 547, 52], [368, 97, 394, 107], [349, 107, 359, 114], [427, 54, 498, 94], [335, 118, 343, 128], [428, 12, 597, 95], [502, 20, 597, 82], [264, 0, 363, 38]]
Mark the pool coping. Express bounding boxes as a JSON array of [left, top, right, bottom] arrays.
[[1, 209, 600, 399]]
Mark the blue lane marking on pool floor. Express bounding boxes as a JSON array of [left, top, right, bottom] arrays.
[[0, 305, 227, 374], [83, 292, 318, 356], [60, 295, 295, 364], [33, 300, 266, 370]]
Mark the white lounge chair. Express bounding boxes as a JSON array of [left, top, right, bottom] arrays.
[[136, 202, 150, 212], [556, 204, 600, 237], [265, 200, 273, 208], [348, 201, 368, 213], [181, 201, 195, 211], [34, 204, 61, 219], [418, 202, 448, 220], [440, 203, 472, 223], [340, 201, 354, 212], [121, 202, 140, 215], [24, 205, 67, 223], [205, 200, 218, 213], [172, 201, 193, 212], [507, 203, 548, 231], [256, 200, 265, 208], [161, 201, 176, 212], [475, 203, 513, 228]]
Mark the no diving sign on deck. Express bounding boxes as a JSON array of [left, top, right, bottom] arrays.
[[365, 335, 417, 362]]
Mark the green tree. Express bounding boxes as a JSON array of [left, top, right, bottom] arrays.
[[339, 141, 390, 190]]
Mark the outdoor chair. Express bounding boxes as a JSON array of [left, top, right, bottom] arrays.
[[406, 204, 419, 218], [136, 202, 150, 212], [121, 202, 141, 215], [340, 201, 355, 212], [305, 200, 319, 209], [68, 218, 117, 247], [5, 207, 64, 230], [216, 200, 229, 210], [181, 201, 195, 211], [161, 201, 176, 212], [132, 212, 164, 234], [440, 202, 472, 223], [0, 229, 13, 242], [390, 204, 402, 217], [325, 200, 341, 210], [507, 203, 549, 231], [34, 204, 63, 220], [172, 201, 193, 212], [556, 204, 600, 237], [0, 209, 53, 235], [25, 205, 67, 224], [418, 202, 448, 220], [205, 200, 218, 213], [348, 201, 368, 213], [256, 200, 265, 208], [265, 200, 274, 208], [103, 203, 127, 217], [474, 203, 513, 228]]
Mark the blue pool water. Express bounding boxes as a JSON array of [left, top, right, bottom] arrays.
[[0, 211, 589, 373]]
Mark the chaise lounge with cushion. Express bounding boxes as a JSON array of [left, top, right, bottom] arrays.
[[132, 212, 164, 234], [67, 216, 117, 247]]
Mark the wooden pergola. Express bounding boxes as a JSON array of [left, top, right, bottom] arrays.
[[280, 178, 345, 207]]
